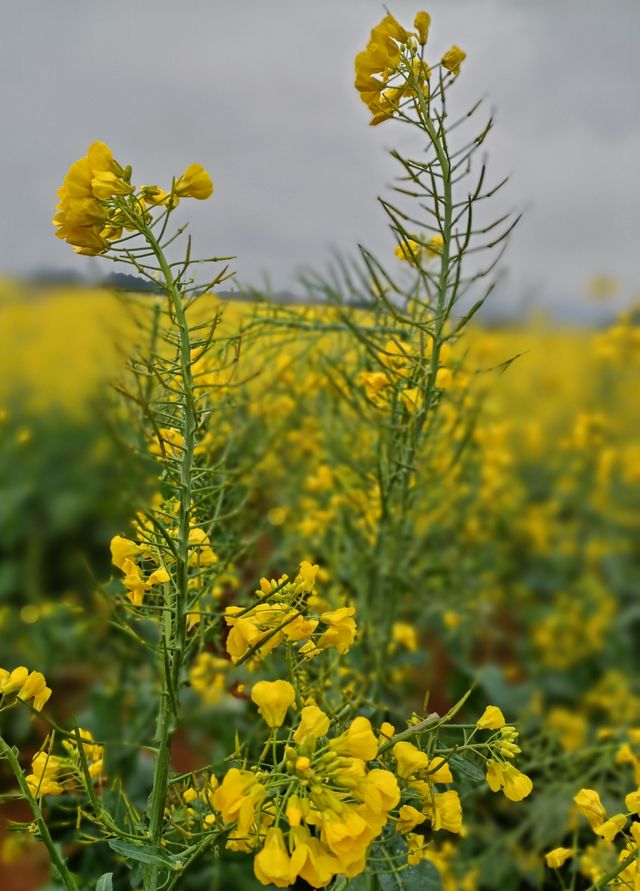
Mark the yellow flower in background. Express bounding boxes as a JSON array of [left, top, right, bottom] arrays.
[[391, 622, 418, 651], [545, 847, 574, 869], [187, 526, 218, 567], [175, 163, 214, 200], [435, 367, 452, 389], [395, 238, 421, 264], [441, 45, 466, 76], [358, 370, 391, 403], [189, 653, 229, 706], [251, 679, 295, 728], [400, 387, 423, 413]]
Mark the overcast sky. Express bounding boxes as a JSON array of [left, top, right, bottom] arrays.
[[1, 0, 638, 317]]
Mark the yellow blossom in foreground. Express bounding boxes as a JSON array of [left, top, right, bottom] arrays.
[[485, 761, 533, 801], [289, 825, 339, 888], [110, 535, 142, 571], [441, 45, 466, 76], [424, 789, 463, 833], [397, 804, 427, 834], [427, 756, 453, 784], [211, 768, 265, 833], [253, 827, 291, 888], [414, 11, 431, 44], [594, 813, 626, 842], [574, 788, 607, 829], [333, 716, 378, 760], [0, 666, 29, 694], [175, 163, 213, 200], [476, 705, 506, 730], [393, 740, 429, 778], [0, 666, 52, 711], [294, 705, 330, 744], [625, 789, 640, 813], [26, 751, 66, 797], [53, 141, 131, 255], [251, 679, 295, 728], [317, 607, 357, 654]]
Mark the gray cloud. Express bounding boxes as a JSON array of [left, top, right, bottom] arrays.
[[1, 0, 638, 315]]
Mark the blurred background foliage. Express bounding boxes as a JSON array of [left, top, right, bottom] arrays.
[[1, 280, 640, 888]]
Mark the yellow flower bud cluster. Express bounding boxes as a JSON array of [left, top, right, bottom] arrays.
[[110, 534, 171, 607], [24, 729, 103, 799], [53, 141, 133, 255], [223, 562, 357, 665], [211, 709, 404, 887], [391, 740, 462, 846], [53, 142, 213, 256], [62, 728, 104, 782], [354, 10, 465, 126], [358, 336, 454, 415], [394, 233, 443, 266], [474, 706, 533, 802], [26, 751, 66, 797], [0, 665, 52, 712]]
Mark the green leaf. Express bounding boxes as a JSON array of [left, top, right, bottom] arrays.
[[449, 753, 485, 785], [378, 859, 442, 890], [96, 875, 113, 891], [107, 838, 177, 869]]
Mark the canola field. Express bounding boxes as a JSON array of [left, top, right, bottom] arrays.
[[1, 8, 639, 891], [2, 281, 639, 890]]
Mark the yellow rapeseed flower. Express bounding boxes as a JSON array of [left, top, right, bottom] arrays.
[[175, 163, 214, 200], [251, 679, 295, 728], [441, 45, 466, 76]]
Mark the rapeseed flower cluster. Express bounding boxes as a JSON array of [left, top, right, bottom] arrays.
[[224, 562, 357, 665], [53, 141, 213, 255], [0, 665, 51, 712], [354, 10, 465, 125]]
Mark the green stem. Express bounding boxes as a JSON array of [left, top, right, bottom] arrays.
[[141, 226, 198, 891], [0, 736, 79, 891]]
